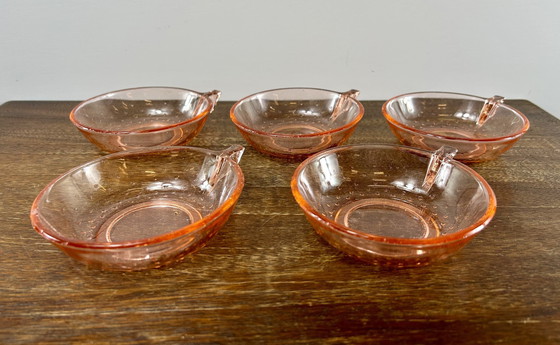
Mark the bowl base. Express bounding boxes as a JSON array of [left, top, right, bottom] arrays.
[[266, 123, 332, 154], [423, 127, 475, 138], [96, 199, 202, 242], [269, 122, 325, 135], [334, 198, 441, 239]]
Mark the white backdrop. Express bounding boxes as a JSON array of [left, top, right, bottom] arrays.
[[1, 0, 559, 118]]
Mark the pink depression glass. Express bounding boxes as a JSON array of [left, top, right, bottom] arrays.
[[291, 144, 496, 267], [70, 87, 220, 152], [382, 92, 530, 162], [30, 145, 244, 271], [230, 88, 364, 158]]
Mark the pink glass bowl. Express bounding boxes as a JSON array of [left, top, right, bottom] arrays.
[[70, 87, 220, 152], [382, 92, 530, 162], [291, 144, 497, 267], [230, 88, 364, 158], [30, 145, 244, 271]]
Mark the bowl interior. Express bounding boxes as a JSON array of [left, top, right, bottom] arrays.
[[232, 89, 362, 135], [72, 88, 212, 132], [384, 93, 527, 139], [32, 148, 242, 245], [294, 145, 494, 240]]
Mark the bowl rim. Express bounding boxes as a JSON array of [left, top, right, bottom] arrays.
[[229, 87, 365, 138], [30, 146, 245, 249], [291, 143, 497, 246], [381, 91, 530, 142], [69, 86, 215, 135]]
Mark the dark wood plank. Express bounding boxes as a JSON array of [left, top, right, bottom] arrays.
[[1, 99, 559, 344]]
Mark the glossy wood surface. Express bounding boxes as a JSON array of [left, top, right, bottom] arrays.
[[1, 100, 559, 344]]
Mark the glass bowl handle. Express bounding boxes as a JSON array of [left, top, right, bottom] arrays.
[[331, 89, 360, 121]]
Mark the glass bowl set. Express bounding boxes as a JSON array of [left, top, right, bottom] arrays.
[[30, 87, 529, 270]]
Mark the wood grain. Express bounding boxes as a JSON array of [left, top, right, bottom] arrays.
[[1, 100, 559, 344]]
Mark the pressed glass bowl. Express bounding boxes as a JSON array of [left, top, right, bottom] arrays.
[[291, 144, 496, 267], [70, 87, 221, 152], [30, 145, 245, 271], [230, 88, 364, 158], [382, 92, 530, 162]]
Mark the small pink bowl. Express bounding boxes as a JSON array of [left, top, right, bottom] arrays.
[[382, 92, 530, 162], [30, 145, 245, 271], [292, 144, 497, 267], [230, 88, 364, 158], [70, 87, 220, 152]]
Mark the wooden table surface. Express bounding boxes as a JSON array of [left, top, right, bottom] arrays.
[[1, 100, 559, 344]]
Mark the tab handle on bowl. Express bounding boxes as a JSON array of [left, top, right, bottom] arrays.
[[204, 90, 221, 109], [218, 144, 244, 164], [476, 95, 504, 127], [206, 145, 245, 188], [331, 89, 360, 121], [421, 146, 458, 193], [193, 90, 221, 115]]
